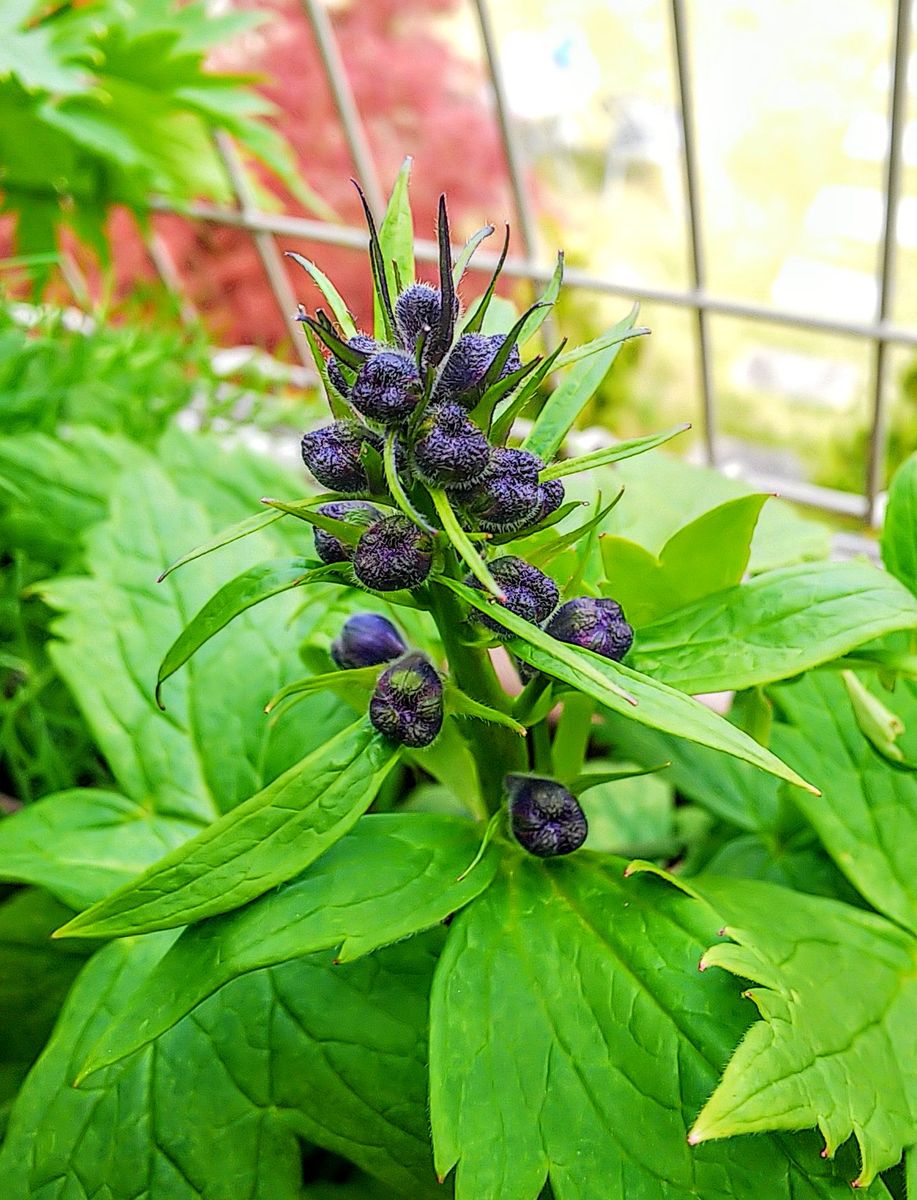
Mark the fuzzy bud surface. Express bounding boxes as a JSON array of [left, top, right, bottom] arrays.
[[327, 333, 380, 397], [437, 333, 522, 406], [352, 515, 434, 592], [506, 774, 588, 857], [369, 652, 444, 747], [412, 403, 491, 488], [312, 500, 381, 564], [350, 351, 422, 426], [300, 420, 381, 494], [330, 612, 407, 670], [466, 556, 559, 639], [545, 597, 634, 662]]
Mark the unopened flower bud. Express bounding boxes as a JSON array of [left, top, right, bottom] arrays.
[[411, 403, 491, 488], [531, 477, 565, 525], [352, 515, 434, 592], [330, 612, 407, 669], [466, 556, 559, 639], [437, 333, 522, 406], [327, 333, 381, 397], [312, 501, 381, 564], [544, 597, 634, 662], [350, 350, 422, 426], [395, 283, 441, 352], [369, 652, 444, 747], [300, 420, 381, 494], [505, 774, 588, 857], [458, 449, 546, 534]]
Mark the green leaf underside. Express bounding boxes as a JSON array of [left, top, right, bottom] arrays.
[[523, 305, 641, 460], [437, 578, 816, 792], [0, 789, 203, 911], [431, 854, 884, 1200], [155, 557, 324, 706], [0, 932, 443, 1198], [79, 814, 499, 1076], [636, 869, 917, 1189], [629, 561, 917, 694], [541, 423, 690, 481], [55, 720, 400, 939], [767, 672, 917, 933], [881, 453, 917, 595]]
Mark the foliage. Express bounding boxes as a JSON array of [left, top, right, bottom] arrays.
[[1, 175, 916, 1199]]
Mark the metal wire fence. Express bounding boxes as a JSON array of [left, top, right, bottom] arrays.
[[150, 0, 916, 527]]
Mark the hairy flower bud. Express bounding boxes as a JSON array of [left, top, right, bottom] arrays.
[[458, 449, 546, 533], [350, 350, 422, 426], [352, 515, 434, 592], [312, 501, 381, 565], [369, 652, 444, 747], [327, 333, 380, 397], [436, 333, 522, 406], [395, 283, 440, 351], [505, 774, 588, 857], [330, 612, 407, 670], [300, 420, 381, 494], [466, 556, 559, 639], [544, 597, 634, 662], [411, 403, 491, 488], [531, 477, 565, 525]]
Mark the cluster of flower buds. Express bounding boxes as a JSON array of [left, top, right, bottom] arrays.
[[504, 773, 588, 857]]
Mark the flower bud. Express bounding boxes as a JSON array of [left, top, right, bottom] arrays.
[[369, 652, 444, 747], [505, 774, 588, 857], [544, 597, 634, 662], [312, 500, 382, 564], [300, 420, 382, 494], [330, 612, 407, 669], [436, 333, 522, 406], [350, 350, 422, 426], [395, 283, 441, 352], [466, 556, 559, 640], [530, 477, 565, 525], [327, 333, 381, 397], [411, 403, 491, 489], [458, 449, 546, 534], [352, 515, 434, 592]]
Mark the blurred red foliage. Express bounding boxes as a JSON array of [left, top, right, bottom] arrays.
[[106, 0, 515, 351]]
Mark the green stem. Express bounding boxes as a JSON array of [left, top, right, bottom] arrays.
[[552, 693, 596, 783], [530, 719, 553, 774]]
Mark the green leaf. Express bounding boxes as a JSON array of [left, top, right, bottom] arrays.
[[882, 452, 917, 596], [55, 718, 400, 939], [639, 870, 917, 1189], [285, 251, 357, 337], [429, 488, 502, 598], [0, 789, 202, 910], [540, 423, 690, 481], [78, 814, 498, 1076], [0, 930, 444, 1198], [445, 681, 527, 735], [438, 577, 817, 793], [431, 853, 881, 1199], [378, 156, 414, 299], [630, 562, 917, 693], [452, 223, 494, 286], [515, 251, 563, 346], [523, 305, 641, 460], [552, 323, 651, 370], [767, 672, 917, 932], [600, 494, 771, 627], [524, 492, 621, 569], [155, 557, 324, 707], [260, 495, 367, 542], [155, 507, 284, 581], [461, 225, 510, 334]]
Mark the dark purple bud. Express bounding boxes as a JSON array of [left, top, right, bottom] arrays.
[[458, 448, 550, 534], [544, 597, 634, 662], [411, 403, 491, 489], [437, 333, 522, 407], [466, 556, 559, 640], [395, 283, 442, 353], [350, 350, 422, 426], [330, 612, 407, 669], [369, 652, 444, 747], [327, 333, 381, 397], [530, 477, 566, 525], [312, 500, 381, 565], [300, 420, 382, 495], [352, 515, 434, 592], [506, 774, 588, 857]]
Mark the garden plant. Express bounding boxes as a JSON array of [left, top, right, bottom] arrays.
[[0, 164, 916, 1199]]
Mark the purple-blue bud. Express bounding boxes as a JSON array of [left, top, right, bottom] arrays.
[[466, 556, 559, 639], [395, 283, 441, 352], [411, 403, 491, 489], [330, 612, 407, 669], [300, 420, 382, 495], [544, 597, 634, 662], [369, 652, 444, 747], [352, 515, 434, 592], [437, 333, 522, 407], [350, 350, 422, 426], [529, 477, 566, 526], [327, 333, 381, 397], [506, 774, 588, 857], [312, 501, 382, 565]]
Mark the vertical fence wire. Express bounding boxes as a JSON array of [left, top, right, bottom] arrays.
[[866, 0, 912, 524], [670, 0, 717, 467]]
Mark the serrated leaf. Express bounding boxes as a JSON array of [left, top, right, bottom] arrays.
[[437, 578, 817, 793], [55, 718, 400, 940], [78, 814, 498, 1076], [882, 452, 917, 596], [639, 870, 916, 1189], [523, 305, 641, 460], [0, 929, 444, 1198], [0, 789, 202, 910], [431, 853, 884, 1200], [540, 422, 689, 481], [629, 562, 917, 693]]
